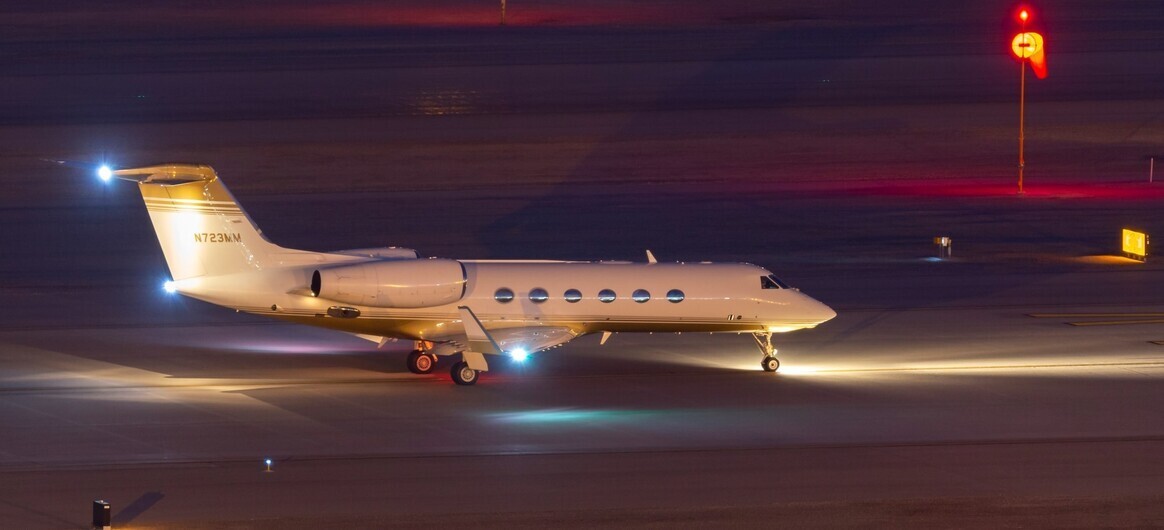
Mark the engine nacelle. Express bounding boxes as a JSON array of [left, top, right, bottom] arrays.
[[311, 258, 467, 308]]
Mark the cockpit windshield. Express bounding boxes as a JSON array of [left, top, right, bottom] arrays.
[[761, 274, 790, 289]]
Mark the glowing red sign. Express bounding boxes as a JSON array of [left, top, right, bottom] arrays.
[[1011, 31, 1048, 79]]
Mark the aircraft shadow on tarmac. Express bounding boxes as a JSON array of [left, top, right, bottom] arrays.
[[112, 491, 165, 526]]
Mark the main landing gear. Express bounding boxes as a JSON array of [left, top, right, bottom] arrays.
[[405, 337, 488, 385], [752, 332, 780, 373], [451, 361, 479, 385], [406, 349, 437, 374]]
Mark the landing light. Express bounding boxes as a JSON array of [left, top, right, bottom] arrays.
[[509, 347, 530, 363], [163, 280, 177, 294], [97, 165, 113, 182]]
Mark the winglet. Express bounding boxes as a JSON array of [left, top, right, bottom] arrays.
[[458, 306, 502, 355], [600, 331, 613, 345], [646, 250, 657, 264]]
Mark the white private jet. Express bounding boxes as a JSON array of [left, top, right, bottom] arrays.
[[102, 163, 835, 385]]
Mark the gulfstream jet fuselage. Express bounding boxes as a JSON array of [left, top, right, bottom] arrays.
[[107, 164, 835, 385]]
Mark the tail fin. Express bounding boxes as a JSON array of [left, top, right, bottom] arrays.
[[112, 164, 287, 280]]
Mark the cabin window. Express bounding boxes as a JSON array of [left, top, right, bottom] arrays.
[[529, 288, 549, 303], [761, 274, 789, 289], [598, 289, 617, 303], [494, 288, 515, 303], [666, 289, 685, 303], [564, 289, 582, 303], [632, 289, 651, 303]]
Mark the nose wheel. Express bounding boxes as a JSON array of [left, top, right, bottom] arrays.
[[753, 333, 780, 373], [406, 350, 437, 374]]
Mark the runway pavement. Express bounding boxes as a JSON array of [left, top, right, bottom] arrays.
[[2, 1, 1164, 527], [4, 216, 1164, 527]]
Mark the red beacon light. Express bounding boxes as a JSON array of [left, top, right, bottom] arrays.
[[1019, 9, 1029, 22]]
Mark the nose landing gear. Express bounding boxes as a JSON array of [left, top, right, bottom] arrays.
[[753, 332, 780, 373]]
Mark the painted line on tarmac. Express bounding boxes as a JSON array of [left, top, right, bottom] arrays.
[[1067, 319, 1164, 327], [792, 361, 1164, 374], [1026, 312, 1164, 327], [5, 435, 1164, 474], [1028, 313, 1164, 318], [0, 376, 435, 395]]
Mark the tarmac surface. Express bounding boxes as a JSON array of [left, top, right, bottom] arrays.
[[2, 1, 1164, 527]]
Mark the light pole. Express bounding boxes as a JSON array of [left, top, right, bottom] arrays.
[[1017, 9, 1028, 195], [1010, 8, 1045, 195]]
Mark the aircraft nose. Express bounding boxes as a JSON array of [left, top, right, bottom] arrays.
[[804, 295, 836, 324], [815, 301, 837, 324]]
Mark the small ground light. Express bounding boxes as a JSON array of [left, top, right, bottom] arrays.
[[933, 237, 953, 259], [97, 165, 113, 182], [264, 458, 273, 472]]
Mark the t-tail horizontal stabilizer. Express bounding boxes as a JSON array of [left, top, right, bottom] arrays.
[[110, 164, 218, 183]]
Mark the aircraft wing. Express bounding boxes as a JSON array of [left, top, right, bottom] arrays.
[[428, 325, 582, 357]]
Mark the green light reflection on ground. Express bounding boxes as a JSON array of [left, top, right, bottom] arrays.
[[488, 408, 659, 425]]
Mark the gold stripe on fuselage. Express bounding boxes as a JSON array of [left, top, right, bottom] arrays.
[[242, 308, 817, 326], [248, 309, 794, 340]]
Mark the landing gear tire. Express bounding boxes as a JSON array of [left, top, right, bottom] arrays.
[[451, 361, 479, 386], [761, 356, 780, 373], [407, 350, 436, 374]]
